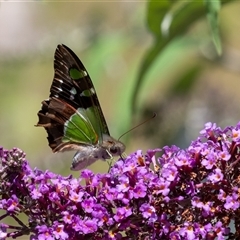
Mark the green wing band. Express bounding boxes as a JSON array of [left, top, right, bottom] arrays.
[[63, 108, 98, 144]]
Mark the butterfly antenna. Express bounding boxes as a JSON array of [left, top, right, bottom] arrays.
[[118, 112, 157, 141]]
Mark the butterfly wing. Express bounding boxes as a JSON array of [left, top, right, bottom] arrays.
[[36, 44, 110, 152]]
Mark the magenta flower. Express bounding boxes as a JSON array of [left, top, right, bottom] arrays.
[[1, 121, 240, 238]]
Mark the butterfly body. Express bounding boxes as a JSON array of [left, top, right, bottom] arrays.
[[36, 44, 125, 170], [71, 134, 125, 170]]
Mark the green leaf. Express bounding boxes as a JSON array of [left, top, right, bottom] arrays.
[[204, 0, 222, 55], [131, 0, 235, 113], [147, 0, 171, 38], [132, 0, 206, 112], [148, 0, 206, 38]]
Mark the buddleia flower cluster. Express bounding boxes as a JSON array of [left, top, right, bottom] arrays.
[[0, 122, 240, 239]]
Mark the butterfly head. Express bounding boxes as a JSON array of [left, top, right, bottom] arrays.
[[102, 134, 126, 159]]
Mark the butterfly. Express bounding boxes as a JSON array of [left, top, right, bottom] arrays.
[[36, 44, 125, 170]]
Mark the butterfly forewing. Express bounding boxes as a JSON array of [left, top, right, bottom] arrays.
[[37, 44, 109, 150], [53, 45, 110, 139]]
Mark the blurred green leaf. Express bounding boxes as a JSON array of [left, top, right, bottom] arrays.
[[132, 0, 205, 113], [204, 0, 222, 55], [131, 0, 235, 113], [147, 0, 171, 38]]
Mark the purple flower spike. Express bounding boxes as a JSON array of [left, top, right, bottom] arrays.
[[1, 121, 240, 238]]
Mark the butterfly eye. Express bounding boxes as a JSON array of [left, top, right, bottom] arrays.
[[110, 146, 118, 154]]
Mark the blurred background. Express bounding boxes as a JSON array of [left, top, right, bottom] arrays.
[[1, 1, 240, 175], [0, 1, 148, 175], [1, 1, 240, 238]]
